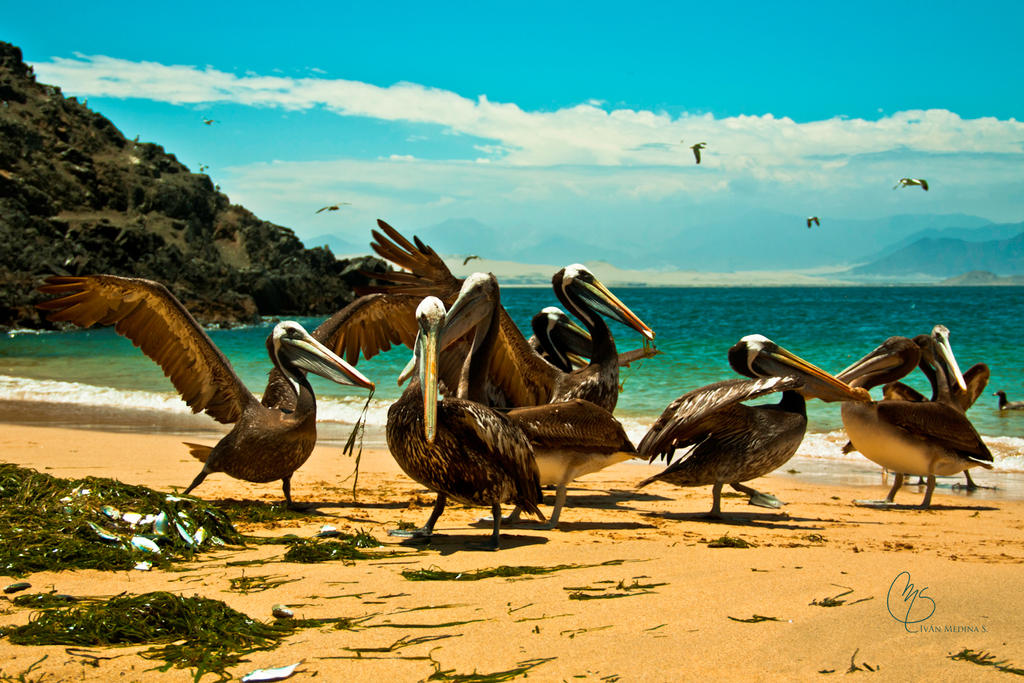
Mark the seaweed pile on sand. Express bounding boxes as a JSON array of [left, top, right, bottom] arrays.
[[0, 464, 243, 576]]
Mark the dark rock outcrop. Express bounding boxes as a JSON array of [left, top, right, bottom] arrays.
[[0, 41, 387, 330]]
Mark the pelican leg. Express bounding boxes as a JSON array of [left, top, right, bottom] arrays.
[[182, 470, 208, 497], [542, 477, 572, 529], [490, 502, 503, 550], [282, 477, 314, 510], [730, 482, 785, 509], [854, 472, 902, 507], [958, 470, 979, 491], [389, 493, 447, 539], [703, 482, 724, 519], [920, 474, 936, 508]]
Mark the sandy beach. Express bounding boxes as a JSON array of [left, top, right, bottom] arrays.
[[1, 423, 1022, 682]]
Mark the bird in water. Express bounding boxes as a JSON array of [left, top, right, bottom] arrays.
[[807, 216, 820, 228], [881, 325, 991, 490], [994, 391, 1024, 410], [316, 202, 351, 213], [637, 335, 869, 517], [36, 275, 375, 507], [894, 177, 929, 191], [690, 142, 707, 164], [385, 287, 544, 549], [838, 335, 993, 507], [360, 220, 655, 412]]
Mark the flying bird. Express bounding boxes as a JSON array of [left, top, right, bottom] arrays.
[[807, 216, 820, 228], [316, 203, 352, 213], [462, 255, 480, 266], [894, 177, 929, 191], [36, 275, 375, 507], [690, 142, 707, 164], [202, 118, 217, 125]]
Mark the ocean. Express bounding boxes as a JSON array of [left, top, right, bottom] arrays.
[[3, 285, 1023, 494]]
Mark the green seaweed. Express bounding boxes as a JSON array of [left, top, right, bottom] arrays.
[[402, 559, 626, 582], [565, 578, 665, 601], [282, 537, 379, 563], [0, 464, 243, 576], [0, 591, 310, 682], [425, 656, 556, 682], [227, 573, 298, 594], [0, 655, 50, 683], [344, 634, 457, 654], [210, 499, 314, 524], [846, 648, 879, 673], [707, 535, 754, 548], [949, 649, 1024, 676], [811, 585, 873, 608], [727, 614, 782, 623]]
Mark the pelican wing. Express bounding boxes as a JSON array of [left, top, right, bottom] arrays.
[[262, 292, 419, 409], [638, 376, 800, 461], [876, 401, 992, 461], [359, 219, 463, 300], [507, 399, 635, 454], [37, 275, 253, 424], [882, 381, 926, 402]]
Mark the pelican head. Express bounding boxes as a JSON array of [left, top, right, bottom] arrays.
[[413, 296, 446, 444], [556, 265, 655, 341], [729, 334, 870, 402], [836, 336, 921, 391], [269, 321, 374, 391], [930, 324, 967, 392]]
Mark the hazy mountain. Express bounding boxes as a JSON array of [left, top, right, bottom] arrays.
[[860, 220, 1024, 262], [303, 232, 362, 255], [404, 212, 999, 272], [850, 232, 1024, 278]]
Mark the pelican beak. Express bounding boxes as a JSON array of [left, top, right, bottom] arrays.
[[282, 331, 375, 390], [418, 320, 440, 445], [931, 325, 967, 392], [552, 316, 594, 357], [757, 341, 869, 402], [439, 275, 493, 348], [573, 275, 655, 341]]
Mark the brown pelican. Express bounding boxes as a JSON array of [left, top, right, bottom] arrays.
[[36, 275, 375, 507], [807, 216, 820, 228], [838, 336, 993, 507], [894, 177, 929, 191], [882, 325, 990, 490], [529, 306, 659, 374], [462, 255, 481, 265], [361, 220, 655, 411], [637, 335, 869, 517], [316, 202, 351, 213], [506, 398, 638, 527], [690, 142, 707, 164], [385, 291, 543, 548], [443, 275, 642, 527], [994, 391, 1024, 410]]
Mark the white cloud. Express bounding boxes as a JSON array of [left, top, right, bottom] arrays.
[[34, 53, 1024, 172]]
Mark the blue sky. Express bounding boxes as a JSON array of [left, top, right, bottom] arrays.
[[5, 1, 1024, 267]]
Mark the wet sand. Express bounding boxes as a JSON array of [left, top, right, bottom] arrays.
[[1, 423, 1023, 681]]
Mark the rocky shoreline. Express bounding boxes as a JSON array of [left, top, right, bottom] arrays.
[[0, 41, 385, 330]]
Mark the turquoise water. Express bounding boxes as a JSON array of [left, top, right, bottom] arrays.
[[3, 286, 1023, 441]]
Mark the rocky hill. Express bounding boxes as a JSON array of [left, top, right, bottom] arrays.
[[848, 231, 1024, 278], [0, 41, 386, 330]]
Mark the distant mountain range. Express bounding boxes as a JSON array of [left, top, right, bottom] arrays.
[[849, 226, 1024, 279]]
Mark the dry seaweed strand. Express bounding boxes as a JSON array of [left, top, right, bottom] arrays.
[[949, 649, 1024, 675], [341, 388, 376, 499], [402, 559, 627, 582]]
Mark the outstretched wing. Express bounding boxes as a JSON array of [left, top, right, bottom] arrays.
[[358, 219, 464, 300], [638, 376, 800, 462], [37, 275, 254, 424], [262, 292, 419, 409]]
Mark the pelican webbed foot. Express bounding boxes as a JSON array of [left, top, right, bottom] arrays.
[[389, 493, 446, 540], [730, 482, 785, 509]]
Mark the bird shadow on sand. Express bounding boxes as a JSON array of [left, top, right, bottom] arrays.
[[300, 499, 418, 513], [641, 509, 826, 531], [855, 502, 1000, 512], [391, 532, 548, 555]]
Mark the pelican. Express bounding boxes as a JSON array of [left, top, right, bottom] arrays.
[[994, 391, 1024, 410], [838, 335, 993, 507], [529, 306, 659, 374], [690, 142, 707, 164], [385, 291, 543, 549], [36, 275, 375, 507], [637, 335, 869, 517], [462, 255, 481, 265], [882, 325, 990, 490], [807, 216, 820, 228], [316, 202, 351, 213], [361, 220, 654, 411], [894, 177, 929, 191], [441, 274, 642, 528]]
